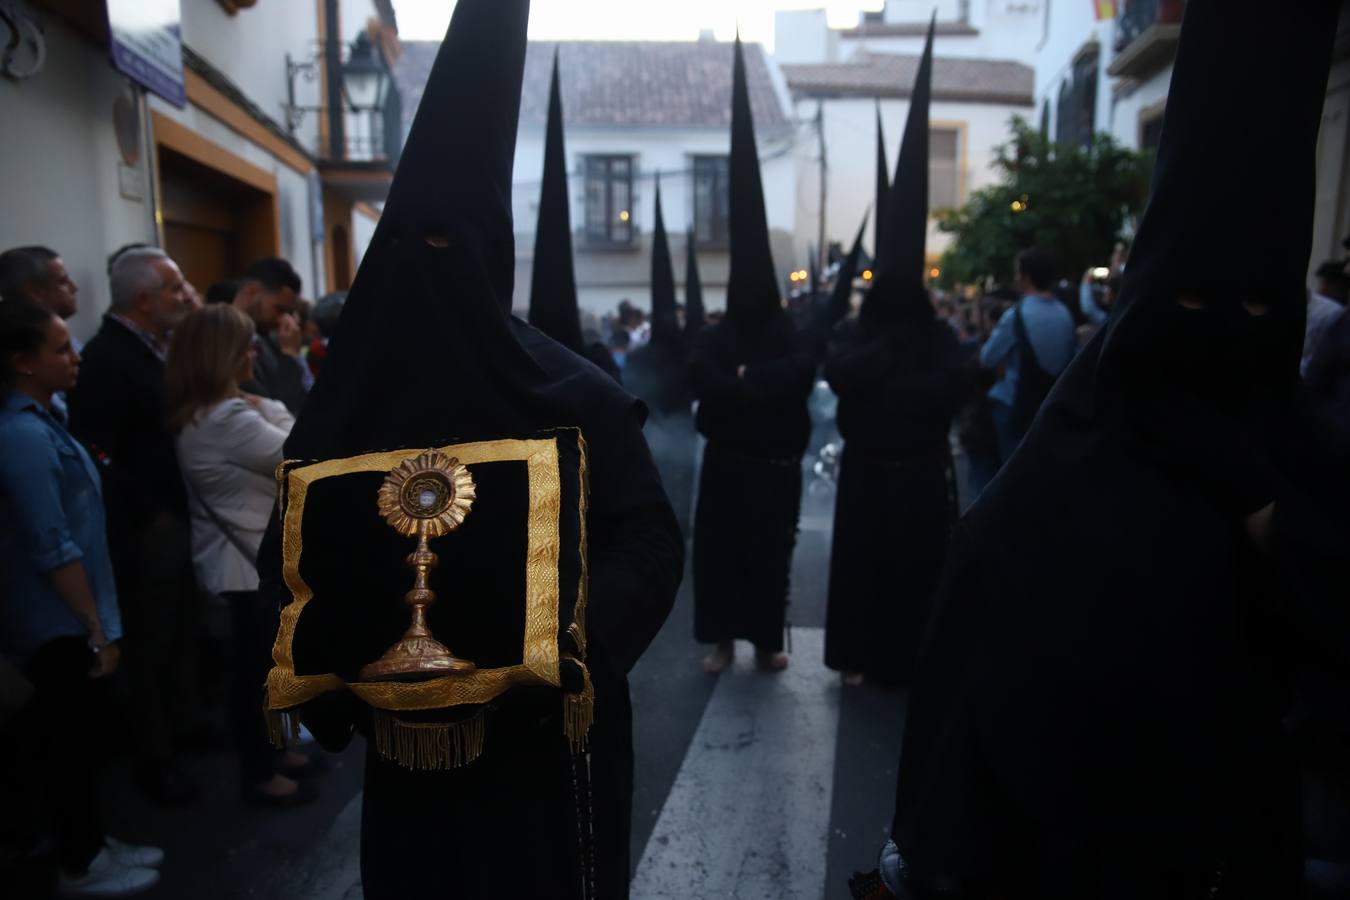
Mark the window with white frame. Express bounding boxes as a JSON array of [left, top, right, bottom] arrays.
[[929, 127, 961, 210], [584, 155, 634, 245], [692, 155, 730, 247]]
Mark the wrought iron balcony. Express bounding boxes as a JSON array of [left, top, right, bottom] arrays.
[[1108, 0, 1185, 80]]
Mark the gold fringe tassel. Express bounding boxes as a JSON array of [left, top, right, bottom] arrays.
[[563, 662, 595, 754], [265, 705, 301, 750], [372, 709, 486, 770]]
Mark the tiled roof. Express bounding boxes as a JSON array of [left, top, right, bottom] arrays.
[[394, 39, 791, 132], [782, 53, 1035, 106]]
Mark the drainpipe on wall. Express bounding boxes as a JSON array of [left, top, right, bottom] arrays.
[[138, 85, 163, 246]]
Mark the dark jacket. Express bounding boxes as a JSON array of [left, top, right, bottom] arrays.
[[67, 315, 187, 534], [242, 331, 309, 415]]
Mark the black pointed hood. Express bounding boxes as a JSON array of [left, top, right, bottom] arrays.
[[684, 230, 706, 339], [861, 14, 934, 329], [286, 0, 579, 461], [726, 36, 781, 324], [527, 52, 585, 354], [827, 215, 869, 327], [649, 177, 680, 348], [1008, 0, 1337, 512], [1097, 0, 1337, 396], [874, 102, 889, 256]]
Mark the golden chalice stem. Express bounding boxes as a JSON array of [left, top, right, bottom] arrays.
[[403, 527, 438, 638]]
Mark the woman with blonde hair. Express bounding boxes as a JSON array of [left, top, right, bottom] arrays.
[[166, 304, 318, 808]]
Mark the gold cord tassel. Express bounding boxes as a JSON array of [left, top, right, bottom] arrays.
[[265, 704, 301, 750], [563, 663, 595, 754], [372, 709, 486, 770]]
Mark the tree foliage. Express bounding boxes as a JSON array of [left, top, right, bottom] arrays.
[[934, 117, 1153, 289]]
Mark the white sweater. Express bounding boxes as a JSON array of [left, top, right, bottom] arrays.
[[177, 396, 294, 594]]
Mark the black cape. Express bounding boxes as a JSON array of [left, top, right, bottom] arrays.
[[886, 2, 1341, 896], [258, 3, 682, 897], [690, 313, 816, 651], [822, 316, 959, 681], [690, 37, 816, 652], [824, 17, 957, 682]]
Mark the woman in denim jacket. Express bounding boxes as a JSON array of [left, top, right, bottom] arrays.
[[0, 299, 162, 898]]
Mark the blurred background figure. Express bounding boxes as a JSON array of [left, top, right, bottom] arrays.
[[68, 247, 201, 810], [230, 257, 308, 413], [166, 305, 322, 810]]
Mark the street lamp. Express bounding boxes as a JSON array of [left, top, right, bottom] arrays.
[[285, 34, 391, 132], [340, 32, 390, 113]]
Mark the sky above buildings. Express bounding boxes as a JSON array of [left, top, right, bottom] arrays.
[[390, 1, 883, 48]]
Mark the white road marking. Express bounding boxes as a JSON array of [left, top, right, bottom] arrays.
[[631, 628, 840, 900]]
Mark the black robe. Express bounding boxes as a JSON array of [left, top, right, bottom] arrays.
[[822, 316, 959, 681], [624, 339, 696, 537], [890, 329, 1309, 898], [689, 312, 816, 652], [883, 4, 1343, 896], [270, 320, 683, 900]]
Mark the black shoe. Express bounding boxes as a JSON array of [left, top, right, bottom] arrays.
[[135, 762, 201, 808], [242, 779, 318, 810]]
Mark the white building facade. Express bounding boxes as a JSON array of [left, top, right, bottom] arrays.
[[396, 38, 802, 317], [0, 0, 401, 340], [774, 2, 1036, 270], [1034, 0, 1350, 280]]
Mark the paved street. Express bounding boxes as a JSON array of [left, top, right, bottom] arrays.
[[101, 481, 908, 900]]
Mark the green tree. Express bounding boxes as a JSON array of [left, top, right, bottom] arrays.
[[934, 117, 1153, 289]]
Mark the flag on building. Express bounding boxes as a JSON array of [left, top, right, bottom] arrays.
[[1094, 0, 1118, 20]]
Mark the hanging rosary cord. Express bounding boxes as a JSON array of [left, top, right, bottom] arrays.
[[570, 750, 597, 900]]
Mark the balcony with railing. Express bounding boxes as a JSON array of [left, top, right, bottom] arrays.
[[285, 32, 402, 202], [1108, 0, 1185, 80]]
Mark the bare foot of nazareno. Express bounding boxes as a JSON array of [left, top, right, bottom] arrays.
[[702, 641, 735, 674], [755, 651, 789, 672]]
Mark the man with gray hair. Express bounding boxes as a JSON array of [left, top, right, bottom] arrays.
[[67, 246, 201, 808]]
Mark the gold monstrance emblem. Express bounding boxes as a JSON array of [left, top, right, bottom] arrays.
[[359, 451, 478, 682]]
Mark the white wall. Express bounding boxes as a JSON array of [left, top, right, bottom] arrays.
[[1310, 34, 1350, 277], [882, 0, 964, 25], [774, 10, 842, 65], [510, 123, 802, 315], [837, 0, 1042, 64], [147, 93, 322, 300], [1105, 64, 1171, 150], [353, 204, 380, 271], [792, 94, 1025, 267], [180, 0, 320, 152], [0, 16, 156, 341]]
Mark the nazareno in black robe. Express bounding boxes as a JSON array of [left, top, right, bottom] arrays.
[[256, 4, 683, 898], [690, 311, 816, 652], [884, 3, 1342, 898], [352, 320, 681, 900], [822, 18, 959, 684], [823, 315, 959, 682], [624, 182, 697, 537], [690, 36, 816, 654]]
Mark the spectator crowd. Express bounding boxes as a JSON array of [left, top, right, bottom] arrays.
[[0, 243, 344, 897]]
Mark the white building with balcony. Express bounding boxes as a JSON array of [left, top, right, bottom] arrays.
[[0, 0, 403, 337], [396, 37, 801, 316], [773, 2, 1037, 270], [1035, 0, 1350, 279]]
